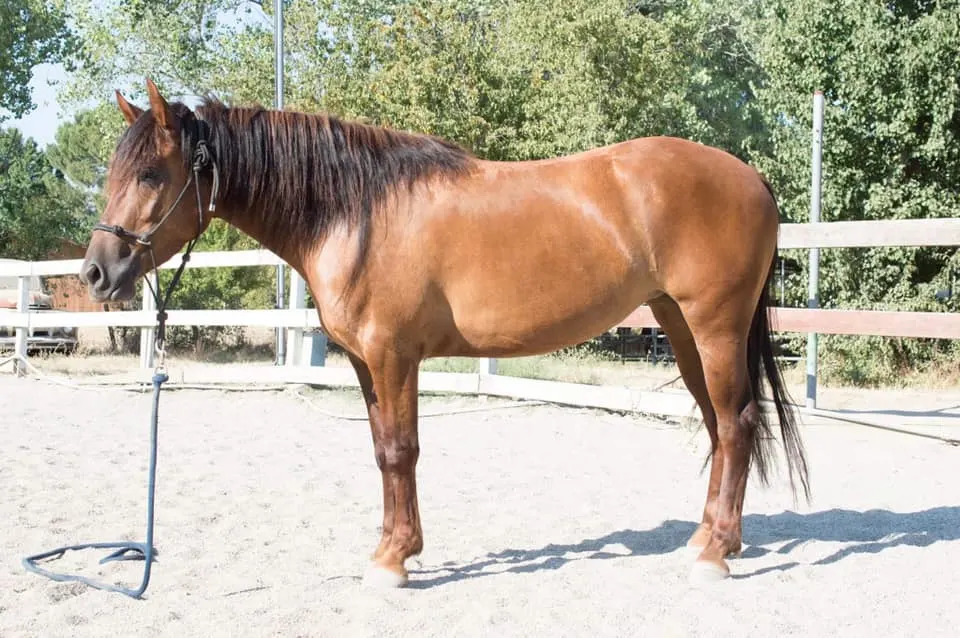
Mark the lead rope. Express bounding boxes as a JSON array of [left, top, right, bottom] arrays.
[[21, 370, 165, 598], [22, 142, 218, 599]]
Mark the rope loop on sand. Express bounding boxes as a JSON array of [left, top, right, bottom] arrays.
[[22, 370, 167, 598]]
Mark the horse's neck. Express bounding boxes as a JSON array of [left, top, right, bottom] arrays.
[[213, 203, 307, 277]]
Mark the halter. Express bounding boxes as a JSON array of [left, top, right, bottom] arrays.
[[93, 138, 220, 363]]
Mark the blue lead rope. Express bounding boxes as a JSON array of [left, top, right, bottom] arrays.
[[22, 370, 168, 599]]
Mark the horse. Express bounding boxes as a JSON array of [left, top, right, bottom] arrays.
[[79, 78, 809, 587]]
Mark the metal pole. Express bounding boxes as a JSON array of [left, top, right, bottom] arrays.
[[277, 0, 306, 367], [273, 0, 286, 366], [779, 258, 785, 305], [806, 90, 824, 409], [478, 358, 498, 375]]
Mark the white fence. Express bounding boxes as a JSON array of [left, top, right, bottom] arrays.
[[1, 218, 959, 420]]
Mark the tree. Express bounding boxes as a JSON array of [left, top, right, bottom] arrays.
[[0, 127, 88, 259], [0, 0, 75, 120], [59, 0, 755, 159], [740, 0, 960, 382], [59, 0, 271, 108], [45, 102, 128, 214]]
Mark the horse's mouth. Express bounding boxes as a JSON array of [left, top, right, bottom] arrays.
[[107, 279, 139, 302], [81, 255, 142, 304]]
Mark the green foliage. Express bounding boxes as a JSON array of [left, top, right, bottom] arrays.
[[159, 220, 273, 312], [0, 0, 75, 120], [157, 219, 275, 353], [58, 0, 251, 105], [58, 0, 770, 158], [738, 0, 960, 383], [47, 104, 126, 187], [146, 223, 276, 354], [0, 127, 88, 259], [45, 103, 127, 213]]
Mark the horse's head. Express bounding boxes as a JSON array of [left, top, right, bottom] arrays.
[[80, 79, 215, 302]]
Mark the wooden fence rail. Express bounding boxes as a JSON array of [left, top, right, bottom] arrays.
[[618, 307, 960, 340]]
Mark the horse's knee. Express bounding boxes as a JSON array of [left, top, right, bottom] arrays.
[[374, 437, 419, 473]]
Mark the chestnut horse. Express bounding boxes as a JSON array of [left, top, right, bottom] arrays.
[[80, 79, 809, 587]]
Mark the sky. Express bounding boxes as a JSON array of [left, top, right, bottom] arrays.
[[7, 63, 71, 148]]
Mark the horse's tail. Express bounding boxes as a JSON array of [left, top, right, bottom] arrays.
[[746, 259, 810, 503], [746, 176, 810, 503]]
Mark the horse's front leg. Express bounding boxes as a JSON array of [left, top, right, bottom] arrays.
[[347, 354, 395, 561], [354, 349, 422, 588]]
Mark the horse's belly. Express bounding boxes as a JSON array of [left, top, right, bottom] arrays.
[[438, 257, 658, 357]]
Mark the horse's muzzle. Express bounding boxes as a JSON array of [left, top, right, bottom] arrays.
[[80, 245, 140, 303]]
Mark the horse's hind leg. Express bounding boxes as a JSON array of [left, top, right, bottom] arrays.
[[677, 302, 757, 581], [351, 348, 423, 588], [647, 296, 728, 554]]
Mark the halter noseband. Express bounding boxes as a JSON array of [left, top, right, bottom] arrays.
[[92, 133, 221, 363]]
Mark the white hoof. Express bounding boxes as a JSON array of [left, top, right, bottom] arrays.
[[689, 560, 730, 584], [363, 563, 409, 589]]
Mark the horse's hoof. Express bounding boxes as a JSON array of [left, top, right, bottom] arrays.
[[689, 559, 730, 584], [363, 563, 408, 589]]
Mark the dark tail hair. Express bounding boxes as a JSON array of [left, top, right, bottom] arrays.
[[747, 263, 811, 503], [749, 174, 810, 502]]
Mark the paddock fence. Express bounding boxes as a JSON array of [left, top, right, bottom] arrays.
[[1, 218, 958, 421]]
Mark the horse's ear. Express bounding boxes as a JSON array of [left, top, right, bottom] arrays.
[[145, 77, 177, 135], [115, 90, 143, 126]]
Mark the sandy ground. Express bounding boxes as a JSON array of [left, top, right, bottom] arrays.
[[2, 376, 959, 638]]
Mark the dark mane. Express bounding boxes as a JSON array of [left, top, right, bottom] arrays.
[[112, 98, 476, 286]]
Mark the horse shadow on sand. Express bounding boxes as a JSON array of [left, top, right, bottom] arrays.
[[408, 506, 960, 588]]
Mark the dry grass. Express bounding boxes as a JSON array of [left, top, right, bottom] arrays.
[[418, 351, 682, 389], [26, 345, 277, 377], [11, 341, 958, 395]]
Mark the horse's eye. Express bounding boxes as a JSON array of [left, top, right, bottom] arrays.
[[138, 167, 162, 185]]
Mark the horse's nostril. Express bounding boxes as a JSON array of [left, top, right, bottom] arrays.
[[83, 261, 104, 287]]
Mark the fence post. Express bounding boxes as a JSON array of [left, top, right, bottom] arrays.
[[479, 358, 498, 376], [139, 274, 157, 369], [14, 275, 29, 375], [806, 90, 825, 409], [285, 270, 306, 365]]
